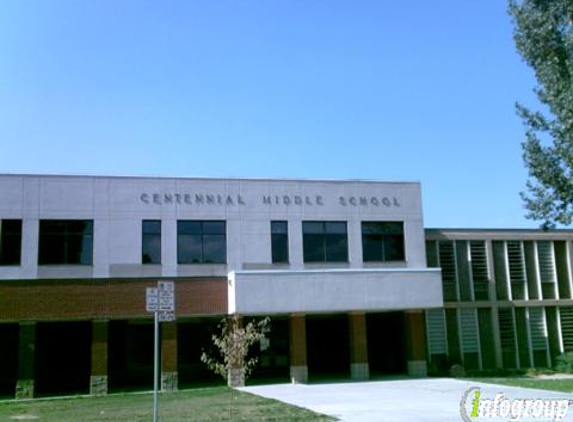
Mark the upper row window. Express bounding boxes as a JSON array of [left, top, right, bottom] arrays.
[[177, 220, 226, 264], [0, 219, 22, 266], [303, 221, 348, 263], [362, 221, 405, 261], [38, 220, 93, 265]]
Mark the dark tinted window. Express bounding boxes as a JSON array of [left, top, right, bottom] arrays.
[[361, 222, 405, 262], [302, 221, 348, 263], [142, 220, 161, 264], [271, 221, 289, 263], [0, 219, 22, 265], [178, 220, 226, 264], [39, 220, 93, 265]]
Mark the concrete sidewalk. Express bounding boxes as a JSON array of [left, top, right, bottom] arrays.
[[242, 378, 573, 422]]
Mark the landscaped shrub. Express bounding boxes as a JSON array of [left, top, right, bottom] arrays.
[[554, 352, 573, 373]]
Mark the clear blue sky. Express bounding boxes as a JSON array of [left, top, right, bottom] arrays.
[[0, 0, 542, 228]]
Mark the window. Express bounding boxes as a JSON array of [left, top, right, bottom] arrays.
[[0, 219, 22, 265], [177, 220, 226, 264], [142, 220, 161, 264], [361, 221, 405, 262], [271, 221, 289, 263], [302, 221, 348, 263], [39, 220, 93, 265]]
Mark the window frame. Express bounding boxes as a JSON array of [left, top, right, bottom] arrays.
[[302, 221, 348, 263], [0, 219, 22, 266], [361, 221, 405, 262], [177, 220, 227, 264], [271, 220, 289, 263], [142, 220, 162, 264], [38, 219, 94, 265]]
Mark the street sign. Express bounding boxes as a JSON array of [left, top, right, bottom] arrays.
[[158, 311, 176, 322], [146, 288, 159, 312]]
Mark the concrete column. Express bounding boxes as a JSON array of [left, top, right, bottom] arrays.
[[289, 314, 308, 383], [161, 321, 178, 391], [90, 320, 108, 396], [15, 322, 35, 399], [405, 311, 427, 377], [348, 313, 369, 380]]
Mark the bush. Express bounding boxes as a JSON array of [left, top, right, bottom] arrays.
[[449, 364, 466, 378], [554, 352, 573, 373]]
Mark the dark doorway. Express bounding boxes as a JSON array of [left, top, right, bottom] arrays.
[[306, 314, 350, 380], [177, 318, 224, 388], [0, 324, 18, 398], [35, 322, 91, 396], [250, 317, 289, 383], [109, 320, 154, 392], [367, 312, 407, 375]]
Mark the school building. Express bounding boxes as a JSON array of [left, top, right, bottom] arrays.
[[0, 174, 571, 398]]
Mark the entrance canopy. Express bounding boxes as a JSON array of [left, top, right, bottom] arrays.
[[228, 268, 443, 315]]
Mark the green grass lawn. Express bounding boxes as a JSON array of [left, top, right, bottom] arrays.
[[468, 377, 573, 394], [0, 387, 336, 422]]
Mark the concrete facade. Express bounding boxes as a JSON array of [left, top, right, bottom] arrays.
[[0, 174, 437, 398]]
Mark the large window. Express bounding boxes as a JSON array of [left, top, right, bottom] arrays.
[[302, 221, 348, 263], [177, 220, 226, 264], [271, 221, 289, 263], [0, 219, 22, 265], [39, 220, 93, 265], [361, 221, 405, 262], [142, 220, 161, 264]]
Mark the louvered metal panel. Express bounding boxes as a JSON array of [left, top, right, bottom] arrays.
[[439, 241, 458, 302], [426, 309, 447, 355], [529, 307, 548, 351], [459, 308, 480, 353], [538, 241, 557, 284], [470, 241, 489, 300], [498, 308, 517, 352], [560, 307, 573, 352], [507, 241, 526, 300]]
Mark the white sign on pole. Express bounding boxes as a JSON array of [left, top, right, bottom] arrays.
[[146, 288, 159, 312], [158, 311, 176, 322]]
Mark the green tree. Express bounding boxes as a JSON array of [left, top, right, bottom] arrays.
[[509, 0, 573, 228]]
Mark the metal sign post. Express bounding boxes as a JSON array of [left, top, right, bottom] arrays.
[[146, 282, 176, 422]]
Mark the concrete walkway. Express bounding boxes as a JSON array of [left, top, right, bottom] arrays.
[[242, 378, 573, 422]]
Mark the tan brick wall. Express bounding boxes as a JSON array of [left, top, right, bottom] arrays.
[[348, 313, 368, 364], [0, 277, 227, 322], [161, 321, 178, 373], [405, 311, 427, 361], [289, 314, 307, 366], [91, 321, 108, 376]]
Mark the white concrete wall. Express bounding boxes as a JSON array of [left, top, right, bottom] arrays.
[[229, 268, 444, 314], [0, 175, 428, 280]]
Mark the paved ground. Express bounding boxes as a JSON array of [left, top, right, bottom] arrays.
[[242, 378, 573, 422]]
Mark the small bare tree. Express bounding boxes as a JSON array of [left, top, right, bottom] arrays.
[[201, 315, 271, 422], [201, 315, 271, 387]]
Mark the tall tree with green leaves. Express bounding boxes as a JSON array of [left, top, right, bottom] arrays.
[[509, 0, 573, 228]]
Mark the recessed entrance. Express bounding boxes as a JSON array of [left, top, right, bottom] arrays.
[[367, 312, 407, 375], [35, 322, 91, 396], [306, 314, 350, 380]]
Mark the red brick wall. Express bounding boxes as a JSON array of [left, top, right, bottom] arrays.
[[0, 278, 227, 322]]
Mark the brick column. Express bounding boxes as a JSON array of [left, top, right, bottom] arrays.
[[90, 320, 108, 396], [16, 322, 35, 399], [161, 322, 178, 391], [289, 314, 308, 383], [405, 311, 427, 377], [348, 313, 369, 380]]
